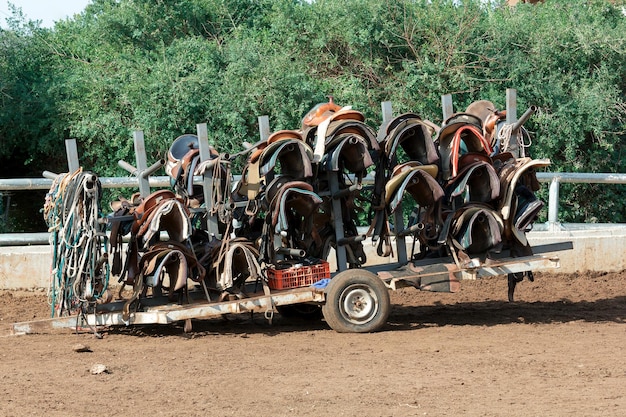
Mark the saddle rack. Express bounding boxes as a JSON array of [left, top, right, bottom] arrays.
[[4, 89, 572, 337]]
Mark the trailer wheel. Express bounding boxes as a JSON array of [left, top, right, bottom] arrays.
[[322, 269, 390, 333]]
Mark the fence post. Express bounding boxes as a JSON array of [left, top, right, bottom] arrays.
[[548, 177, 561, 232]]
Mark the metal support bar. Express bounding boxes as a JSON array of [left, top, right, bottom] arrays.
[[381, 101, 393, 125], [117, 131, 164, 198], [337, 235, 366, 246], [65, 139, 80, 173], [258, 115, 271, 142], [441, 94, 454, 120], [197, 123, 220, 238], [393, 209, 408, 264], [133, 131, 151, 197], [332, 183, 362, 199], [506, 89, 520, 157], [329, 174, 348, 272], [548, 177, 561, 231], [511, 105, 537, 135]]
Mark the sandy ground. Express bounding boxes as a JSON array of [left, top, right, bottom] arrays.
[[0, 270, 624, 417]]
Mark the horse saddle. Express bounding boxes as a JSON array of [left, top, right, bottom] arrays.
[[308, 107, 377, 162], [166, 134, 218, 179], [259, 138, 314, 179], [323, 134, 374, 174], [384, 162, 443, 213], [324, 119, 378, 151], [444, 204, 504, 256], [132, 190, 191, 248], [497, 156, 550, 245], [382, 113, 439, 166], [265, 178, 323, 233], [216, 238, 262, 290], [439, 123, 493, 181], [445, 154, 500, 208], [141, 240, 205, 291]]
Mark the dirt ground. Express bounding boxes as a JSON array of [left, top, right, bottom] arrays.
[[0, 270, 624, 417]]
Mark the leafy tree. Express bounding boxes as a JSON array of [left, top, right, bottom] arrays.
[[0, 0, 625, 230]]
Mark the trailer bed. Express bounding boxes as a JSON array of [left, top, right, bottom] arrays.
[[4, 242, 571, 336]]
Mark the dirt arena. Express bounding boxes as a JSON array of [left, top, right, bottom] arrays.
[[0, 270, 624, 417]]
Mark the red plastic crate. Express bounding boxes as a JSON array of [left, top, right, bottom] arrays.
[[267, 261, 330, 290]]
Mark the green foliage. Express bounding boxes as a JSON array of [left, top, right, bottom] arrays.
[[1, 0, 625, 223]]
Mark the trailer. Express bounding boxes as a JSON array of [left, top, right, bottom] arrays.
[[6, 92, 571, 337], [5, 241, 570, 337]]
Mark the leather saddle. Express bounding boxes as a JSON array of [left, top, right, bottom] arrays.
[[438, 113, 492, 181], [445, 153, 500, 209], [214, 238, 262, 291], [322, 134, 374, 175], [131, 190, 191, 247], [258, 136, 314, 179], [381, 113, 440, 166], [384, 162, 443, 214], [496, 154, 550, 245], [265, 178, 323, 233], [440, 203, 504, 258]]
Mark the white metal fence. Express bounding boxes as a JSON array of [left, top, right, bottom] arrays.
[[1, 172, 626, 245]]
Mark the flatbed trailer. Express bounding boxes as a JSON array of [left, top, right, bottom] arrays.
[[4, 242, 571, 337], [9, 92, 569, 337]]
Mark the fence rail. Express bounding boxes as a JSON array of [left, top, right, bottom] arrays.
[[1, 172, 625, 246]]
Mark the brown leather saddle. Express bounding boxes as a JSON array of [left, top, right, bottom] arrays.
[[440, 203, 504, 260], [445, 153, 500, 210], [381, 113, 440, 166]]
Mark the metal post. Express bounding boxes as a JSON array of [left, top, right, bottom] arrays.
[[506, 89, 520, 157], [65, 139, 80, 173], [548, 177, 560, 232], [381, 101, 393, 125], [329, 174, 348, 272], [258, 115, 270, 142], [133, 131, 151, 197], [197, 123, 220, 238], [441, 94, 454, 120]]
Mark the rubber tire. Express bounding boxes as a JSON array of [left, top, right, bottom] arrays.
[[322, 269, 391, 333], [276, 304, 323, 320]]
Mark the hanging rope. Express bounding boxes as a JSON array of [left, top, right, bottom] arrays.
[[497, 124, 533, 158], [44, 169, 110, 317]]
